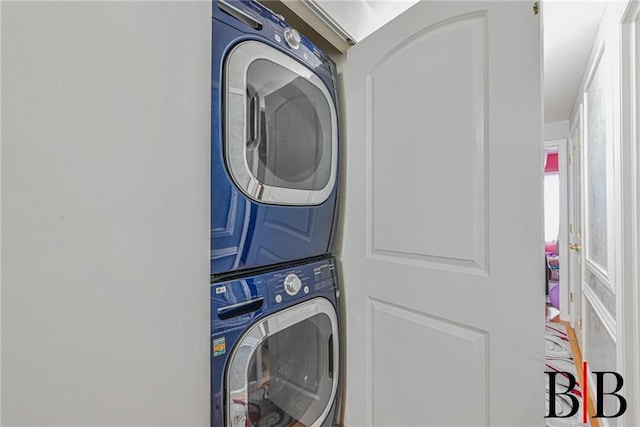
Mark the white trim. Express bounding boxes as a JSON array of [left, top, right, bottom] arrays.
[[618, 2, 640, 425], [544, 138, 566, 149], [273, 0, 353, 53], [567, 111, 582, 330], [568, 104, 586, 342], [569, 94, 582, 134], [584, 258, 612, 290], [569, 1, 631, 123], [579, 103, 586, 348], [301, 0, 356, 46], [584, 39, 607, 95], [585, 363, 611, 427], [559, 140, 570, 321], [583, 283, 617, 342]]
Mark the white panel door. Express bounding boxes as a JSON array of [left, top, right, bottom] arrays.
[[568, 107, 585, 342], [341, 2, 544, 425]]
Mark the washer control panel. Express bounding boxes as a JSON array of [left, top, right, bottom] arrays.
[[267, 259, 336, 306], [284, 273, 302, 295], [212, 257, 338, 337], [283, 28, 301, 49]]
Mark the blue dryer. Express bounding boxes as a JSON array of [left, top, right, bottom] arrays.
[[211, 256, 341, 427], [211, 0, 340, 276]]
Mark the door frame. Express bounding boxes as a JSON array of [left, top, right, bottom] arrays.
[[567, 111, 584, 335], [544, 139, 569, 320], [618, 2, 640, 424]]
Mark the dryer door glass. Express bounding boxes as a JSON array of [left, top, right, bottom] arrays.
[[245, 59, 332, 192], [225, 41, 338, 206], [226, 298, 339, 427]]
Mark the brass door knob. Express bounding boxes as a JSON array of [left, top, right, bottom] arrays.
[[569, 243, 581, 251]]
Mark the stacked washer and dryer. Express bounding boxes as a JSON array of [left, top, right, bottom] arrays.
[[210, 1, 341, 426]]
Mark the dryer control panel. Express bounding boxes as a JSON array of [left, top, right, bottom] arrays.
[[213, 0, 336, 88]]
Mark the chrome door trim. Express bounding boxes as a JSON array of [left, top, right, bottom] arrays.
[[225, 297, 339, 427], [224, 41, 338, 206]]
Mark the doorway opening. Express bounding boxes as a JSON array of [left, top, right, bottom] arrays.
[[544, 146, 561, 322]]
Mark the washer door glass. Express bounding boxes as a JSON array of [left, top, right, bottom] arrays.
[[226, 298, 339, 427], [225, 41, 338, 206]]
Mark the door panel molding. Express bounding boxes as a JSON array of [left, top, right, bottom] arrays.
[[583, 40, 613, 278], [365, 12, 489, 276], [584, 268, 616, 316], [366, 297, 489, 426], [584, 257, 612, 289], [583, 280, 616, 341]]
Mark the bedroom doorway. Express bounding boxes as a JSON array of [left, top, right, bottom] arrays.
[[544, 140, 568, 322]]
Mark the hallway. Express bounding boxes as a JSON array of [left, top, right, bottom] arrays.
[[546, 319, 600, 427]]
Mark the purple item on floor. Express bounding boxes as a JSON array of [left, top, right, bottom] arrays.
[[549, 284, 560, 309]]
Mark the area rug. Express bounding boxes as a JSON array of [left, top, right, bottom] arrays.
[[545, 322, 591, 426]]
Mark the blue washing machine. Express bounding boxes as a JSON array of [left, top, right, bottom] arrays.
[[211, 0, 340, 276], [211, 256, 341, 427]]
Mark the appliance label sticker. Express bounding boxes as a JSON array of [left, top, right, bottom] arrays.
[[215, 286, 227, 294], [213, 337, 226, 357]]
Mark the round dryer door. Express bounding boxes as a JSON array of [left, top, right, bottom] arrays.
[[224, 41, 338, 206], [226, 298, 339, 427]]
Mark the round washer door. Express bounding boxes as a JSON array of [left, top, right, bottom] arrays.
[[225, 41, 338, 206], [226, 297, 339, 427]]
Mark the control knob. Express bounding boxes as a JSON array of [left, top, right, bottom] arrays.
[[284, 273, 302, 296], [284, 28, 301, 50]]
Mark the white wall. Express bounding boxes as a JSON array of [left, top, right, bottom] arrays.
[[567, 1, 638, 425], [1, 2, 211, 425], [544, 120, 570, 141], [315, 0, 418, 41]]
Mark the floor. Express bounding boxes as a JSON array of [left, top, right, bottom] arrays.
[[546, 318, 600, 427], [546, 284, 560, 322]]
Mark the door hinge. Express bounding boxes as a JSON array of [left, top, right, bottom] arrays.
[[570, 292, 575, 302], [578, 227, 582, 239], [533, 2, 540, 15], [580, 319, 584, 330], [569, 154, 574, 165], [570, 224, 574, 233]]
